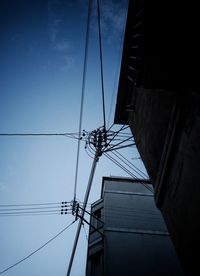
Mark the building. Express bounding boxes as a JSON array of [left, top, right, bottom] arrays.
[[114, 1, 199, 274], [86, 177, 183, 276]]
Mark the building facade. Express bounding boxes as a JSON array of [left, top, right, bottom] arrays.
[[114, 1, 199, 274], [86, 177, 183, 276]]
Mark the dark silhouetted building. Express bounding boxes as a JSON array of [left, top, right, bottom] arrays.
[[86, 177, 183, 276], [114, 1, 199, 274]]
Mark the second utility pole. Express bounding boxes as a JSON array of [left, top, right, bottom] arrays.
[[66, 148, 101, 276]]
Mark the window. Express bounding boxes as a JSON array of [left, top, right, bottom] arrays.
[[92, 208, 103, 231]]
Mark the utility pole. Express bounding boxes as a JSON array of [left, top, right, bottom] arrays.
[[66, 128, 105, 276]]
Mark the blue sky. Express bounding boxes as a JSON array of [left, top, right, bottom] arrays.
[[0, 1, 148, 275]]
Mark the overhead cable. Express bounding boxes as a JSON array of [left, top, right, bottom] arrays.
[[79, 206, 104, 224], [0, 201, 90, 217], [105, 135, 135, 153], [113, 150, 148, 178], [0, 201, 90, 208], [104, 152, 153, 193], [73, 0, 92, 202], [0, 206, 69, 211], [0, 202, 71, 217], [0, 212, 61, 217], [0, 220, 75, 275], [0, 202, 63, 207], [97, 0, 106, 128], [0, 132, 81, 140], [106, 124, 130, 147]]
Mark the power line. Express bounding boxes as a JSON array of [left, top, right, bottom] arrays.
[[106, 124, 129, 147], [106, 151, 152, 193], [97, 0, 106, 129], [105, 135, 134, 153], [113, 150, 148, 178], [0, 210, 72, 216], [106, 142, 136, 152], [79, 206, 104, 224], [0, 202, 62, 207], [0, 201, 90, 208], [73, 0, 92, 202], [0, 220, 75, 275], [0, 212, 61, 217], [0, 206, 69, 211], [0, 212, 63, 217], [104, 152, 138, 178], [84, 125, 134, 157], [0, 210, 68, 215], [0, 203, 90, 217], [0, 202, 72, 217], [0, 132, 81, 140], [103, 152, 153, 193], [106, 123, 115, 133]]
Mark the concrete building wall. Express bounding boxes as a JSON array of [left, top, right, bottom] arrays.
[[114, 1, 200, 273], [104, 232, 181, 276], [86, 177, 183, 276]]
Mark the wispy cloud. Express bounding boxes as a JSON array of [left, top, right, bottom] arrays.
[[91, 0, 128, 42], [48, 17, 68, 52], [60, 54, 74, 71], [101, 1, 127, 33], [53, 38, 70, 52], [47, 1, 74, 70], [49, 18, 62, 44]]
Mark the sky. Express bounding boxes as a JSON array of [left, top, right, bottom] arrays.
[[0, 1, 148, 275]]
